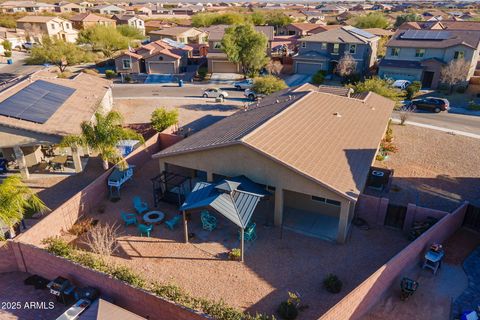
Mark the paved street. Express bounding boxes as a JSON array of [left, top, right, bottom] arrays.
[[0, 51, 44, 87]]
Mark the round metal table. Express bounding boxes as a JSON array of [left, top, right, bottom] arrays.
[[143, 211, 165, 225]]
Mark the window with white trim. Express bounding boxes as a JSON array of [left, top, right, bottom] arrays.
[[454, 51, 464, 60], [122, 59, 131, 69], [391, 47, 400, 56], [321, 42, 327, 50], [333, 43, 339, 54], [349, 44, 356, 54], [311, 195, 341, 207], [415, 48, 425, 58]]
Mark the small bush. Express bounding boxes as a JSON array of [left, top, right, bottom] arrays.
[[4, 51, 12, 57], [468, 100, 480, 111], [42, 237, 74, 258], [380, 141, 398, 153], [311, 70, 326, 85], [376, 154, 386, 161], [228, 248, 241, 261], [323, 274, 342, 293], [105, 69, 116, 79], [405, 81, 421, 100], [456, 86, 466, 94], [278, 301, 298, 320], [111, 265, 146, 288], [123, 74, 132, 82], [198, 66, 208, 80], [68, 218, 94, 236], [252, 75, 287, 95], [151, 107, 179, 132]]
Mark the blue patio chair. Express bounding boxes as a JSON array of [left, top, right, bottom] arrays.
[[138, 223, 153, 237], [133, 196, 148, 214], [200, 211, 217, 231], [121, 212, 137, 226], [165, 215, 182, 230], [239, 222, 257, 241]]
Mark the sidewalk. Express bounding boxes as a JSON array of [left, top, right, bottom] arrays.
[[391, 118, 480, 139]]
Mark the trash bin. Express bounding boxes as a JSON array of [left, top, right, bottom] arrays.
[[178, 79, 184, 87], [7, 59, 13, 64]]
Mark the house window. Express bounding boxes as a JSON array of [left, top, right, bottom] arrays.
[[311, 195, 341, 207], [301, 42, 306, 48], [321, 42, 327, 50], [391, 47, 400, 56], [51, 23, 55, 29], [333, 43, 339, 54], [122, 59, 131, 69], [159, 56, 163, 61], [213, 42, 221, 49], [415, 48, 425, 57], [349, 44, 356, 54], [454, 51, 464, 60]]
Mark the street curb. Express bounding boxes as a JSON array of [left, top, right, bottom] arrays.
[[391, 118, 480, 139]]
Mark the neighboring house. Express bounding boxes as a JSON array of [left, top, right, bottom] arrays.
[[0, 1, 55, 13], [124, 5, 153, 16], [152, 83, 394, 243], [145, 21, 175, 34], [70, 13, 116, 30], [16, 16, 78, 43], [278, 23, 328, 37], [0, 27, 26, 49], [79, 1, 94, 8], [317, 4, 348, 14], [378, 28, 480, 88], [91, 4, 126, 15], [149, 27, 207, 44], [112, 15, 145, 35], [293, 26, 379, 75], [372, 3, 392, 11], [114, 39, 193, 75], [57, 2, 87, 14], [300, 10, 326, 23], [203, 25, 274, 73], [0, 72, 113, 179]]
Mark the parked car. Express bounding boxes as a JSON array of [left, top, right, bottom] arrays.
[[244, 89, 265, 101], [233, 79, 253, 90], [202, 88, 228, 99], [409, 97, 450, 113], [392, 80, 411, 90], [22, 42, 37, 50]]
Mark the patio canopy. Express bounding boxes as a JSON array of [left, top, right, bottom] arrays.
[[179, 175, 269, 229]]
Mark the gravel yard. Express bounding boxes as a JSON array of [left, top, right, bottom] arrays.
[[373, 124, 480, 211]]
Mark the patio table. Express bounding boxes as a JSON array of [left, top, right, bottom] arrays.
[[143, 211, 165, 225]]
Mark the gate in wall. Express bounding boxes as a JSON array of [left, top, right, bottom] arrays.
[[463, 204, 480, 232], [384, 203, 407, 229]]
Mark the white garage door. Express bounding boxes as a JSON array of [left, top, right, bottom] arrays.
[[148, 62, 175, 74], [295, 62, 323, 75], [212, 61, 238, 73]]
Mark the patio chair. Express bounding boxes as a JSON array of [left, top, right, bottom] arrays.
[[133, 196, 148, 214], [200, 211, 217, 231], [239, 222, 257, 241], [165, 215, 182, 230], [121, 212, 137, 226], [138, 223, 153, 237]]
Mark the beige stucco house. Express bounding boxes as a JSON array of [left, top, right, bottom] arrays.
[[70, 13, 116, 30], [148, 27, 207, 44], [16, 16, 78, 43], [153, 84, 394, 243]]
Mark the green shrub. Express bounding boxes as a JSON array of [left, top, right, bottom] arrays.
[[405, 81, 421, 100], [124, 74, 132, 82], [350, 77, 403, 103], [228, 248, 242, 261], [4, 51, 12, 58], [278, 301, 298, 320], [311, 70, 326, 85], [252, 75, 287, 95], [468, 100, 480, 111], [105, 69, 116, 79], [111, 265, 146, 288], [151, 107, 179, 132], [323, 274, 342, 293], [42, 237, 74, 258], [198, 66, 208, 80]]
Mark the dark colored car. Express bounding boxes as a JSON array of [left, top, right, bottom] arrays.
[[409, 97, 450, 113]]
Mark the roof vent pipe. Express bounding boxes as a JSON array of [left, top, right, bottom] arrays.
[[333, 112, 342, 117]]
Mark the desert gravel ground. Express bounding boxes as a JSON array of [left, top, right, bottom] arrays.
[[374, 124, 480, 211]]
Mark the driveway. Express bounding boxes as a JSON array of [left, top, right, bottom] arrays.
[[284, 74, 312, 87]]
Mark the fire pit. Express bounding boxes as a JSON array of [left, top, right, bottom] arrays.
[[143, 211, 165, 225]]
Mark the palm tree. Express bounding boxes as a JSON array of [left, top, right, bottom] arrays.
[[0, 175, 48, 231], [61, 111, 144, 170]]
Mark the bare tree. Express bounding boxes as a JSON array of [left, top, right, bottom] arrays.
[[399, 106, 414, 125], [265, 59, 283, 76], [336, 53, 357, 78], [440, 59, 470, 93], [83, 223, 120, 260]]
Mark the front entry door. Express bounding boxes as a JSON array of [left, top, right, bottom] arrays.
[[422, 71, 434, 88]]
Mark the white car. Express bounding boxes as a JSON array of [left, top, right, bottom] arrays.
[[392, 80, 411, 90], [202, 88, 228, 99], [234, 79, 253, 90], [244, 89, 266, 101]]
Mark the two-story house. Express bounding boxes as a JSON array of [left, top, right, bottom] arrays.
[[148, 27, 207, 44], [16, 16, 78, 43], [56, 2, 87, 14], [203, 25, 274, 73], [0, 1, 55, 13], [112, 15, 145, 35], [378, 28, 480, 88], [293, 26, 379, 75], [91, 4, 125, 15], [70, 13, 116, 30], [115, 39, 192, 76]]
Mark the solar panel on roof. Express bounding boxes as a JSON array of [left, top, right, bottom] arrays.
[[400, 30, 451, 40], [0, 80, 75, 124], [348, 27, 376, 39], [161, 38, 185, 49]]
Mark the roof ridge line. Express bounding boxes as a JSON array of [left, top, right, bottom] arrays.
[[240, 90, 314, 142]]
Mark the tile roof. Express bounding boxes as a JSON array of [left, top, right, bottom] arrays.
[[301, 26, 374, 44], [149, 27, 202, 37], [0, 72, 111, 138], [387, 28, 480, 49], [154, 85, 394, 200], [69, 13, 115, 22], [17, 16, 58, 23], [202, 25, 274, 41], [288, 23, 325, 32]]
